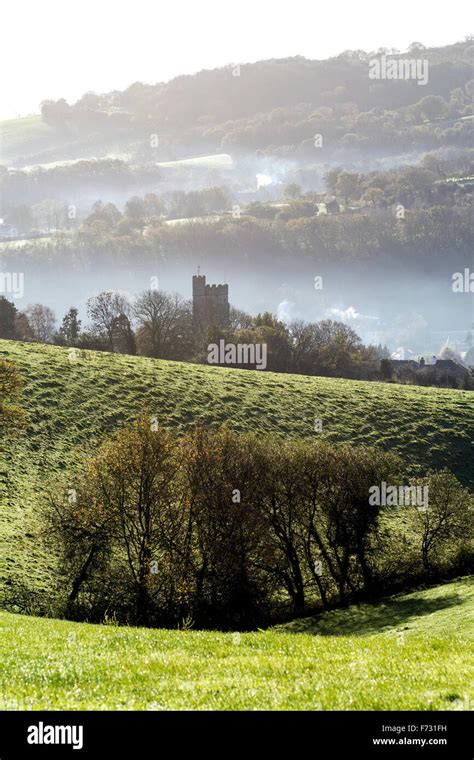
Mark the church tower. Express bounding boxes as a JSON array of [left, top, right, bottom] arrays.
[[192, 273, 229, 332]]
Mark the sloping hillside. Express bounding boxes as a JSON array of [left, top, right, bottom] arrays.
[[277, 576, 474, 638], [1, 339, 473, 594], [2, 40, 472, 165]]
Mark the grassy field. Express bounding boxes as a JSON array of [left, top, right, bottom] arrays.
[[0, 116, 232, 168], [0, 578, 471, 710], [0, 116, 55, 159], [0, 116, 120, 165], [1, 339, 473, 596], [157, 152, 233, 169]]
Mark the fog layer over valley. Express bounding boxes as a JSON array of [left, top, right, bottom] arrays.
[[1, 39, 473, 358], [2, 259, 472, 356]]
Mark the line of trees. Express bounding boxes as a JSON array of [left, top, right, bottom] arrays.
[[33, 42, 473, 158], [45, 417, 472, 629], [2, 201, 470, 277], [0, 292, 388, 380], [2, 293, 472, 387], [2, 148, 473, 270]]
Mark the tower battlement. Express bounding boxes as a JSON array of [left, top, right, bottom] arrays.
[[192, 274, 229, 331]]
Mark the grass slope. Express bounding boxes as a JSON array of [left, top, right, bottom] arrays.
[[1, 339, 473, 595], [0, 116, 56, 160], [277, 576, 474, 638], [0, 578, 471, 710]]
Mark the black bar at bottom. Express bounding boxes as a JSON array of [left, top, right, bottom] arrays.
[[0, 711, 470, 758]]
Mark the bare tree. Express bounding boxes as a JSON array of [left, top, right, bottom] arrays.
[[228, 306, 255, 331], [86, 291, 131, 351], [24, 304, 56, 343], [133, 290, 192, 359]]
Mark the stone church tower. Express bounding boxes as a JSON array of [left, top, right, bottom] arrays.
[[192, 273, 229, 332]]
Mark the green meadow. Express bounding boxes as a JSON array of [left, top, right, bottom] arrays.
[[0, 116, 55, 157], [0, 578, 471, 710]]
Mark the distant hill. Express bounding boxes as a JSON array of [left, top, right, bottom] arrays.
[[2, 40, 472, 166]]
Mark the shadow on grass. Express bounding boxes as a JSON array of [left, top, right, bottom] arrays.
[[282, 592, 463, 636]]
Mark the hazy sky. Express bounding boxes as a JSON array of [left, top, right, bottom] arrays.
[[1, 0, 472, 120]]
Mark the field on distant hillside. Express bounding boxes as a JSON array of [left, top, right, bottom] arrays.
[[1, 339, 473, 597], [157, 152, 233, 169], [0, 116, 124, 165], [0, 116, 56, 159], [0, 578, 471, 710]]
